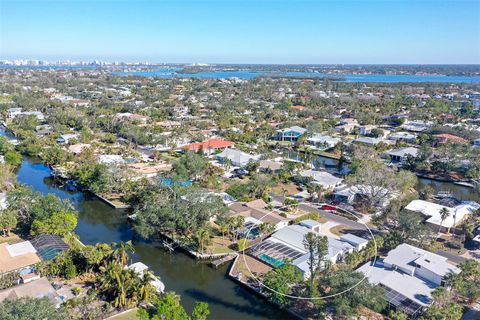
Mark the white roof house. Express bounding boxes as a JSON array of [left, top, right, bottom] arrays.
[[268, 224, 355, 278], [299, 170, 343, 190], [56, 134, 78, 144], [306, 134, 341, 150], [98, 155, 125, 165], [387, 147, 419, 162], [216, 149, 257, 167], [357, 244, 460, 316], [389, 131, 417, 143], [405, 199, 480, 229]]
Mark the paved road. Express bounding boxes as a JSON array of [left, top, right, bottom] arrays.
[[270, 193, 371, 231], [435, 250, 468, 264]]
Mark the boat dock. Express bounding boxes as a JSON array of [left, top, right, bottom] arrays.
[[210, 254, 237, 268]]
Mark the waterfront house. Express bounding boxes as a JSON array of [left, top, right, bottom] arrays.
[[357, 244, 460, 317], [56, 133, 78, 144], [181, 139, 234, 155], [298, 169, 343, 190], [387, 147, 419, 163], [6, 108, 22, 119], [306, 134, 341, 150], [248, 223, 364, 280], [228, 200, 289, 231], [216, 148, 257, 167], [0, 241, 41, 275], [405, 199, 480, 232], [354, 136, 384, 146], [274, 126, 307, 142]]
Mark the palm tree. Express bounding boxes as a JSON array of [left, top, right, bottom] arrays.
[[439, 207, 450, 234], [113, 241, 134, 267], [196, 228, 211, 254], [137, 270, 156, 304], [217, 220, 229, 244]]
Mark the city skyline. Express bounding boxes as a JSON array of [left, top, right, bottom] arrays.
[[1, 0, 479, 64]]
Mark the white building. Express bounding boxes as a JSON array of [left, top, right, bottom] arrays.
[[299, 170, 343, 190], [357, 244, 460, 316], [306, 134, 341, 150], [216, 149, 257, 167], [405, 199, 480, 231]]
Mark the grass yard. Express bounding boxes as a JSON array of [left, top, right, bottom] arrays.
[[106, 308, 138, 320]]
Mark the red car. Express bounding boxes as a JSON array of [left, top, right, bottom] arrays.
[[320, 204, 337, 211]]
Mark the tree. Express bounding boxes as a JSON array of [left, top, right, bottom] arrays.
[[171, 151, 209, 181], [318, 269, 386, 317], [0, 297, 67, 320], [346, 159, 416, 209], [423, 287, 463, 320], [263, 263, 303, 306], [133, 185, 227, 240], [0, 209, 17, 236], [4, 150, 22, 167], [138, 292, 194, 320], [195, 228, 211, 254], [30, 209, 78, 237], [439, 207, 450, 234], [113, 241, 134, 268], [302, 232, 328, 290], [192, 301, 210, 320]]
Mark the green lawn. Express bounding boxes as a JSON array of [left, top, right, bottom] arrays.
[[107, 308, 138, 320]]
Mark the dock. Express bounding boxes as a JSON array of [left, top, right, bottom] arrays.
[[210, 254, 237, 268]]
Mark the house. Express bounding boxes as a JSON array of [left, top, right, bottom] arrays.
[[299, 170, 343, 190], [181, 139, 234, 155], [387, 147, 419, 163], [98, 154, 125, 165], [354, 137, 384, 146], [7, 108, 22, 119], [332, 185, 396, 208], [21, 111, 45, 121], [248, 224, 356, 280], [433, 134, 468, 144], [216, 148, 257, 167], [335, 123, 357, 133], [359, 125, 377, 136], [405, 199, 480, 232], [116, 112, 150, 125], [35, 124, 52, 136], [56, 133, 78, 144], [0, 241, 41, 274], [340, 233, 369, 251], [258, 160, 282, 173], [228, 200, 289, 231], [275, 126, 307, 142], [401, 120, 433, 132], [298, 219, 322, 233], [306, 134, 341, 150], [357, 244, 460, 317], [388, 132, 417, 143], [0, 277, 61, 307]]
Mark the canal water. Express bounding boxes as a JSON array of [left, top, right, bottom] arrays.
[[12, 155, 290, 319]]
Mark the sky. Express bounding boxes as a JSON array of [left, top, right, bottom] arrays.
[[0, 0, 479, 64]]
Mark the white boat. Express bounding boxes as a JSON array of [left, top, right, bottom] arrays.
[[126, 262, 165, 293]]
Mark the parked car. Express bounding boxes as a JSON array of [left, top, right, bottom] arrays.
[[320, 204, 337, 211]]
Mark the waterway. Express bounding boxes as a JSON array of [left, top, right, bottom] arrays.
[[113, 68, 480, 83], [0, 129, 290, 320]]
